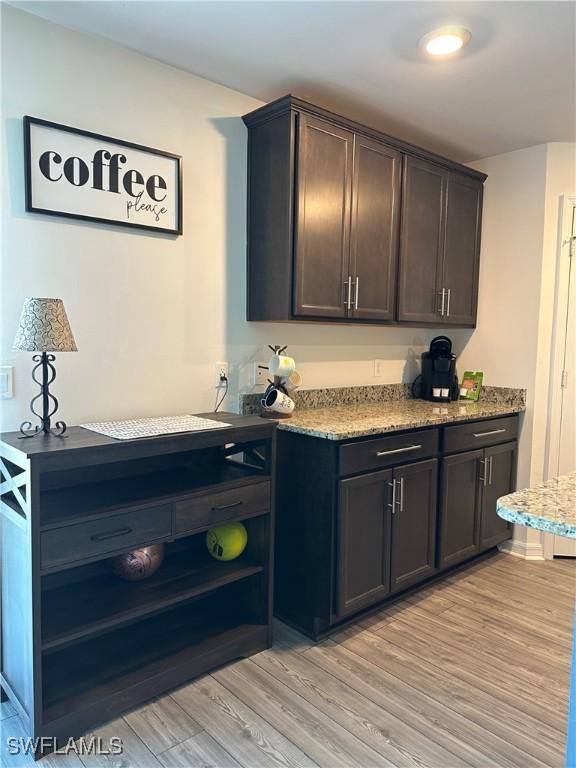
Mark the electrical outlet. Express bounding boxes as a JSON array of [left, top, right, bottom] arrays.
[[374, 359, 385, 377], [253, 362, 269, 387], [214, 362, 229, 387]]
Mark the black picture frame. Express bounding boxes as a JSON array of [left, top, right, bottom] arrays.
[[24, 116, 183, 235]]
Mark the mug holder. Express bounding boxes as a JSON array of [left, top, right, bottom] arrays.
[[260, 345, 295, 419]]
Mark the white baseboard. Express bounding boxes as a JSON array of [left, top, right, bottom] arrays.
[[498, 538, 545, 561]]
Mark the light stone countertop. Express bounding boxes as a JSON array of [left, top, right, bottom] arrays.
[[497, 472, 576, 539], [273, 399, 524, 440]]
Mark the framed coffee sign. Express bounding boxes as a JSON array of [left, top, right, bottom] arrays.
[[24, 116, 182, 234]]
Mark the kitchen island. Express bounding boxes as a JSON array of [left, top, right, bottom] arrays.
[[497, 471, 576, 539]]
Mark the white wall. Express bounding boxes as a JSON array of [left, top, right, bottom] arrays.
[[1, 7, 441, 431], [452, 144, 549, 490], [453, 143, 576, 491], [452, 142, 575, 557]]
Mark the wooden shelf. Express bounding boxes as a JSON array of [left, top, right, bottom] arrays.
[[42, 601, 267, 725], [40, 463, 268, 529], [42, 551, 264, 652]]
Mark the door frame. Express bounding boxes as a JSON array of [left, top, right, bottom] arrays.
[[543, 193, 576, 559]]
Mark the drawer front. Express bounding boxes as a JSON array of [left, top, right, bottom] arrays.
[[443, 416, 518, 454], [339, 430, 439, 476], [175, 481, 270, 534], [41, 505, 172, 570]]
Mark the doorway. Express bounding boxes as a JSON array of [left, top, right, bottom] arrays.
[[544, 194, 576, 558]]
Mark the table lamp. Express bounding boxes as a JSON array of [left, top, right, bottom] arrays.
[[13, 297, 77, 438]]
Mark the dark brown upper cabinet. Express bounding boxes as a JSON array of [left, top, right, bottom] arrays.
[[442, 172, 483, 325], [350, 136, 401, 321], [398, 160, 483, 327], [397, 157, 447, 324], [243, 95, 485, 326], [294, 115, 353, 318]]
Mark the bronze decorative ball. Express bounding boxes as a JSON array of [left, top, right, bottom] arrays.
[[112, 544, 164, 581]]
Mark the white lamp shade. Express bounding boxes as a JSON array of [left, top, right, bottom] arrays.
[[13, 298, 77, 352]]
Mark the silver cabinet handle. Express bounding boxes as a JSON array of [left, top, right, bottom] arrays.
[[376, 444, 422, 457], [446, 288, 451, 318], [479, 458, 488, 487], [398, 477, 405, 512], [438, 288, 446, 316], [388, 480, 397, 513], [354, 277, 359, 310], [488, 455, 493, 485], [472, 428, 506, 438], [344, 276, 353, 309]]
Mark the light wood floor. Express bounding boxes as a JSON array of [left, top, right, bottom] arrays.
[[2, 552, 574, 767]]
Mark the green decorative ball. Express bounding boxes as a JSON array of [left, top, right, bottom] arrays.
[[206, 522, 247, 561]]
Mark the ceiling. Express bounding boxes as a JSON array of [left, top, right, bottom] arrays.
[[11, 1, 576, 162]]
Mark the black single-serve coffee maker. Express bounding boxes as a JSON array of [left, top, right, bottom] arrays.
[[414, 336, 459, 402]]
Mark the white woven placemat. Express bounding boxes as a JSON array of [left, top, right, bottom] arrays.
[[81, 415, 231, 440]]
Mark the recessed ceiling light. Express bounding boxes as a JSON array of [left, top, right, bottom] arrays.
[[420, 27, 471, 57]]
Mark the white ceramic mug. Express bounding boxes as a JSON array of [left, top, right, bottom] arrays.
[[282, 370, 302, 392], [269, 354, 296, 378], [262, 387, 295, 414]]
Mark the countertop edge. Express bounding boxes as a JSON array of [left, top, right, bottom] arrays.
[[497, 504, 576, 539], [276, 405, 524, 440]]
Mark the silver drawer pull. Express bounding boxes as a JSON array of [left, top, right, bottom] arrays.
[[388, 481, 396, 512], [478, 458, 488, 487], [212, 501, 243, 512], [472, 429, 506, 438], [376, 444, 422, 457], [344, 276, 353, 309], [90, 526, 133, 542]]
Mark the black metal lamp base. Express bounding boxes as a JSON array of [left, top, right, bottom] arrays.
[[19, 352, 68, 439]]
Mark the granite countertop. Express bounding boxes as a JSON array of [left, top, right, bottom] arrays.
[[273, 399, 524, 440], [497, 472, 576, 539]]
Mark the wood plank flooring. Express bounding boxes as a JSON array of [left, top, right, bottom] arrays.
[[1, 552, 573, 767]]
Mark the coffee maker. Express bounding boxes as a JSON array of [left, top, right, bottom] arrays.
[[417, 336, 459, 402]]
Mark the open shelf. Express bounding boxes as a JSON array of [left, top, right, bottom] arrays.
[[40, 461, 267, 529], [42, 592, 267, 724], [42, 548, 264, 652]]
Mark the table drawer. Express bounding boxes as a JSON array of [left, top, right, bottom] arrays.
[[339, 430, 439, 476], [41, 505, 172, 570], [443, 416, 518, 453], [175, 481, 271, 534]]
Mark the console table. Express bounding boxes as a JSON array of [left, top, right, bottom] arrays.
[[0, 413, 276, 753]]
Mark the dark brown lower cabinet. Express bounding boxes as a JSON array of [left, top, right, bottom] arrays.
[[479, 442, 516, 549], [439, 449, 483, 569], [275, 415, 517, 640], [337, 469, 392, 617], [390, 459, 438, 592], [439, 442, 516, 568]]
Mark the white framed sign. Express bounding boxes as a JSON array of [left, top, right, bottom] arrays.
[[24, 116, 182, 235]]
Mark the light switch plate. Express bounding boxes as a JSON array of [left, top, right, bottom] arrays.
[[0, 366, 14, 399], [374, 359, 385, 377]]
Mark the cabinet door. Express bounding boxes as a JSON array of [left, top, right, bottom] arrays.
[[349, 137, 401, 321], [390, 458, 438, 592], [337, 469, 392, 617], [479, 442, 516, 551], [442, 173, 483, 326], [398, 157, 447, 323], [438, 450, 482, 569], [293, 115, 353, 318]]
